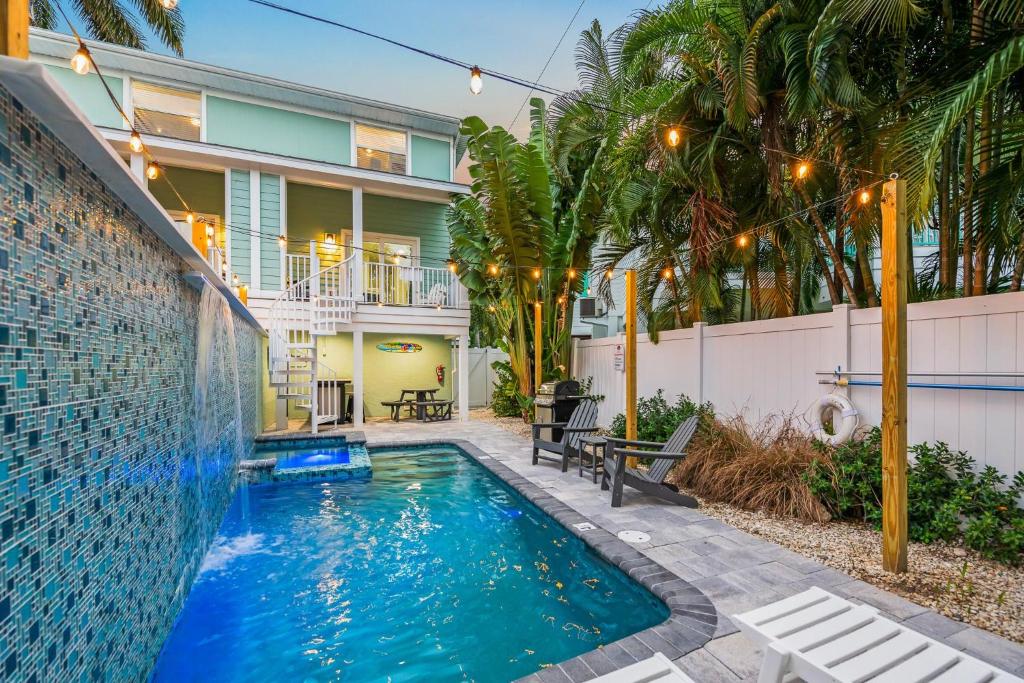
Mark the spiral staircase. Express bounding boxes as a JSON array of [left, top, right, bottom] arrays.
[[266, 254, 356, 433]]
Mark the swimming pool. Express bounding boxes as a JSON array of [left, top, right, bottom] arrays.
[[152, 445, 669, 681]]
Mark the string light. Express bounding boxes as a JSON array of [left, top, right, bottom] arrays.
[[469, 66, 483, 95], [487, 263, 499, 275], [278, 235, 286, 248], [446, 259, 458, 273], [146, 161, 160, 180], [129, 132, 144, 154], [858, 189, 872, 205], [533, 267, 541, 280], [605, 269, 613, 280], [70, 45, 91, 75], [232, 273, 239, 285], [665, 127, 682, 148], [185, 211, 195, 225], [205, 223, 215, 238], [795, 162, 811, 180], [567, 268, 576, 279], [737, 234, 750, 248], [558, 295, 567, 304], [661, 266, 673, 280], [488, 304, 496, 313], [159, 0, 179, 8]]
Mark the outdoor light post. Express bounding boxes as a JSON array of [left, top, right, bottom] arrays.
[[1, 0, 28, 59], [624, 269, 638, 467], [881, 176, 908, 573]]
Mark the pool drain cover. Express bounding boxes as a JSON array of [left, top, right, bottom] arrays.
[[617, 530, 651, 544], [573, 522, 597, 531]]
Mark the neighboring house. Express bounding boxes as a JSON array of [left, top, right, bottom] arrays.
[[29, 29, 470, 430]]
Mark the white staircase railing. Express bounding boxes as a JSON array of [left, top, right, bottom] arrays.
[[267, 253, 356, 433]]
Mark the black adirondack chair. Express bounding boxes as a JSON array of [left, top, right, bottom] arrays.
[[601, 415, 700, 508]]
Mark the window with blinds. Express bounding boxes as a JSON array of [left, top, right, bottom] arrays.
[[132, 81, 202, 142], [355, 124, 407, 174]]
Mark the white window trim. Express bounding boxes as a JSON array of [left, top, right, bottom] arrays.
[[129, 76, 204, 142], [353, 120, 409, 175]]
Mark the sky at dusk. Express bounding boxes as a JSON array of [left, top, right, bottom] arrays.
[[57, 0, 656, 181]]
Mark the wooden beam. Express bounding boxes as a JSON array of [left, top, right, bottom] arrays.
[[625, 269, 638, 466], [534, 301, 542, 396], [0, 0, 29, 59], [881, 177, 908, 573]]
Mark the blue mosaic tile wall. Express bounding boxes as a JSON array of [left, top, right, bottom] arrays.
[[0, 87, 263, 682]]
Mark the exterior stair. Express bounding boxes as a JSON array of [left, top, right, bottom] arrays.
[[267, 254, 356, 433]]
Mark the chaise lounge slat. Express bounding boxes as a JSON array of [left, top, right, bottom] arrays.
[[586, 652, 695, 682], [734, 587, 1024, 683]]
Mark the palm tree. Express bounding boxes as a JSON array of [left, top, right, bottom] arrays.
[[30, 0, 185, 55], [447, 99, 602, 408]]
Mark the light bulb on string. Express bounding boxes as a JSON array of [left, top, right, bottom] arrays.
[[488, 304, 496, 313], [487, 263, 499, 276], [661, 266, 674, 280], [446, 259, 457, 273], [605, 269, 613, 280], [469, 66, 483, 95], [278, 235, 287, 248], [205, 223, 215, 239], [858, 189, 871, 205], [665, 126, 682, 148], [795, 161, 811, 180], [145, 161, 160, 180], [159, 0, 178, 8], [70, 46, 91, 75], [737, 234, 750, 248], [185, 211, 195, 225], [129, 132, 144, 154], [567, 268, 576, 280], [533, 267, 541, 280]]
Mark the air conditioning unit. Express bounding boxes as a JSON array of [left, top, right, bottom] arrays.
[[578, 297, 605, 318]]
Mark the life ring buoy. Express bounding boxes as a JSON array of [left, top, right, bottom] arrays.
[[811, 394, 858, 445]]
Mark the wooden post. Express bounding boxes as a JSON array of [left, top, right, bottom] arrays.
[[0, 0, 29, 59], [625, 269, 638, 466], [534, 301, 542, 395], [881, 177, 908, 573]]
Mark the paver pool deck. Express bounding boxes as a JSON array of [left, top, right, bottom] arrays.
[[263, 418, 1024, 682]]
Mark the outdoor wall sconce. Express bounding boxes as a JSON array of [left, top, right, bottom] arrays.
[[323, 233, 337, 246]]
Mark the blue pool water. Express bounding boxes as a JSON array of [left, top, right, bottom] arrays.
[[152, 446, 668, 682], [273, 444, 351, 470]]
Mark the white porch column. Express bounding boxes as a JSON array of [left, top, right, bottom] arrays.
[[352, 329, 364, 426], [458, 334, 470, 422], [352, 186, 363, 302], [130, 153, 145, 183]]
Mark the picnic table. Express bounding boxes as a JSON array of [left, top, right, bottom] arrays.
[[400, 388, 439, 420]]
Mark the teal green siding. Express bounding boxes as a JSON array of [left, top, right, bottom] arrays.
[[260, 173, 282, 290], [410, 135, 451, 181], [365, 194, 450, 264], [45, 65, 124, 129], [286, 182, 352, 244], [229, 170, 251, 283], [206, 96, 350, 165]]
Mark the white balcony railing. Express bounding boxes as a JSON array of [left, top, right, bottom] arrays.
[[283, 242, 467, 310], [363, 261, 465, 308]]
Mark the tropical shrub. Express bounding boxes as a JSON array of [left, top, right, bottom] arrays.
[[489, 360, 530, 418], [805, 429, 1024, 564], [609, 390, 713, 441], [673, 415, 832, 523]]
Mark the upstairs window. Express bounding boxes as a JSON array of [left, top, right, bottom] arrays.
[[132, 81, 201, 141], [355, 124, 406, 174]]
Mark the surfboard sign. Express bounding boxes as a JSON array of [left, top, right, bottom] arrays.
[[376, 342, 423, 353]]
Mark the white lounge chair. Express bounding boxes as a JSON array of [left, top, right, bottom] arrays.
[[734, 586, 1023, 683], [587, 652, 695, 682]]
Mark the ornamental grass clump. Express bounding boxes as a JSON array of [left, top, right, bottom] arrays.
[[672, 415, 832, 523]]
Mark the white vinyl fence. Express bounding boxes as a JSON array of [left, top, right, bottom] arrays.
[[573, 292, 1024, 479], [467, 347, 509, 408]]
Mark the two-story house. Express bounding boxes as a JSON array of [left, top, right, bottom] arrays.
[[29, 28, 470, 432]]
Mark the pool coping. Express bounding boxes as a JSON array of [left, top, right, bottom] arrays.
[[363, 438, 717, 682]]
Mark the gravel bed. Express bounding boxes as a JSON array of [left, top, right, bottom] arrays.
[[473, 408, 1024, 644]]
